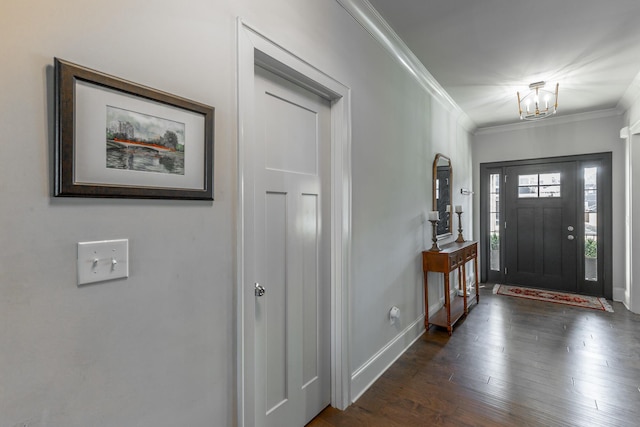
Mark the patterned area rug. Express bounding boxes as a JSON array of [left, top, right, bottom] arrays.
[[493, 284, 614, 312]]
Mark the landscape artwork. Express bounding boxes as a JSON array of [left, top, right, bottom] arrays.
[[106, 106, 185, 175]]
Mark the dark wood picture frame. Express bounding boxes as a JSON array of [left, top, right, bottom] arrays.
[[54, 58, 214, 200]]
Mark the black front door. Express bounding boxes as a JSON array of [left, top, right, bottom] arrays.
[[504, 162, 578, 292]]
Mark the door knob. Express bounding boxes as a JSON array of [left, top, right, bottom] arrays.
[[567, 235, 575, 241], [567, 225, 574, 232], [255, 283, 266, 297]]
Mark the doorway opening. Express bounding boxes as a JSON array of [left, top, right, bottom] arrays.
[[237, 20, 352, 427], [480, 153, 612, 299]]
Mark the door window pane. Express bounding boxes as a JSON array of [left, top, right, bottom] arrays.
[[584, 167, 597, 187], [518, 174, 538, 186], [518, 186, 538, 198], [540, 185, 561, 198], [585, 189, 597, 213], [539, 173, 560, 185]]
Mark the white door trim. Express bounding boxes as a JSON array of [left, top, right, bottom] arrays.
[[236, 19, 352, 427]]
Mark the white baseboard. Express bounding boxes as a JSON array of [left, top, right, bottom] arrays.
[[612, 286, 625, 303], [350, 315, 425, 403]]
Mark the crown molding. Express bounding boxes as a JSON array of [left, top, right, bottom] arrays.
[[336, 0, 476, 133], [474, 108, 623, 137]]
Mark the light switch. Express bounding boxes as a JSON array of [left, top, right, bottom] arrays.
[[77, 239, 129, 285]]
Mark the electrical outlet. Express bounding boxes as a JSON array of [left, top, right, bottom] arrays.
[[77, 239, 129, 285], [389, 306, 400, 325]]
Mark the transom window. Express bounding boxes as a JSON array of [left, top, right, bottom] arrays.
[[518, 173, 561, 198]]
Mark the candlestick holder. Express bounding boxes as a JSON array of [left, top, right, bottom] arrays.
[[429, 219, 441, 251], [455, 211, 465, 243]]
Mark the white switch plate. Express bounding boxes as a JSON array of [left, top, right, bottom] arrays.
[[77, 239, 129, 285]]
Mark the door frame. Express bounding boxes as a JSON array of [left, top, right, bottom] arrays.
[[237, 19, 352, 427], [479, 153, 612, 299]]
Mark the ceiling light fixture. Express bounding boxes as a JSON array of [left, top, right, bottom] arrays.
[[517, 81, 559, 120]]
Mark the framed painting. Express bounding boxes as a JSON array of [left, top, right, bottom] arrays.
[[54, 58, 214, 200]]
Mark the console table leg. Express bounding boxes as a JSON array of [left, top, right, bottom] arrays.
[[474, 254, 479, 304], [423, 271, 429, 330], [462, 262, 468, 314], [444, 273, 451, 329]]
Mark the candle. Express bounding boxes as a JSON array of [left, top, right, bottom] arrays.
[[446, 205, 451, 213], [455, 205, 463, 213], [428, 211, 439, 221]]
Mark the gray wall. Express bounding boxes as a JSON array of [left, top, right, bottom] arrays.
[[0, 0, 472, 425], [472, 112, 625, 298]]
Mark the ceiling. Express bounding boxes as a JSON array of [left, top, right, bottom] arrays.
[[366, 0, 640, 129]]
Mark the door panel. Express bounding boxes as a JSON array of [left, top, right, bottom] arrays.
[[514, 207, 535, 273], [302, 193, 319, 387], [264, 92, 319, 175], [542, 207, 563, 276], [263, 191, 288, 413], [253, 66, 331, 427], [505, 162, 577, 292]]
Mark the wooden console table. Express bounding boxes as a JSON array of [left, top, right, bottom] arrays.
[[422, 241, 479, 335]]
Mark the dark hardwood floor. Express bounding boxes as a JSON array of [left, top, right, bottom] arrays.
[[308, 286, 640, 427]]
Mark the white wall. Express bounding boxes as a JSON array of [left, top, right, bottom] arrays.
[[0, 0, 472, 425], [621, 92, 640, 312], [472, 112, 625, 299]]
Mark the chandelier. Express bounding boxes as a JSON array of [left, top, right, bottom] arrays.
[[517, 81, 559, 120]]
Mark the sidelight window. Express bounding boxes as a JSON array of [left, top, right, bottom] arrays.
[[584, 167, 598, 281], [489, 173, 500, 271]]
